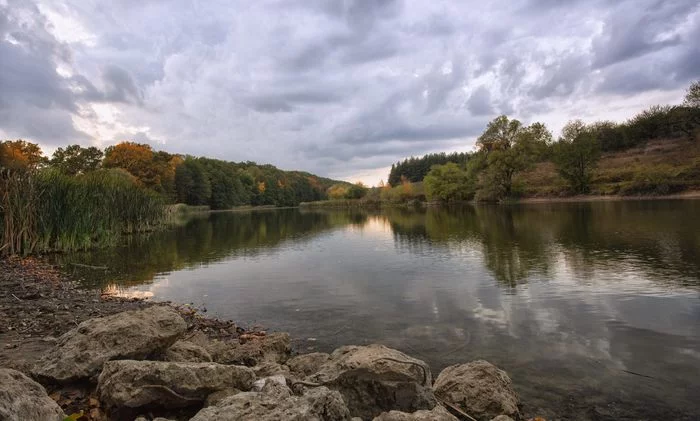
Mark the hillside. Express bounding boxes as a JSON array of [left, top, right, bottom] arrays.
[[518, 136, 700, 198]]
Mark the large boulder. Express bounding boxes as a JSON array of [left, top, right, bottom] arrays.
[[303, 344, 436, 420], [32, 306, 186, 383], [164, 340, 212, 363], [0, 368, 65, 421], [433, 361, 520, 421], [97, 360, 255, 410], [286, 352, 330, 377], [373, 406, 458, 421], [191, 377, 351, 421], [217, 332, 291, 366]]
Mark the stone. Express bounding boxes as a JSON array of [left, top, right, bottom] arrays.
[[286, 352, 330, 377], [33, 306, 186, 383], [304, 344, 436, 420], [253, 361, 291, 377], [204, 389, 241, 407], [373, 406, 459, 421], [433, 361, 520, 421], [97, 360, 255, 410], [190, 383, 351, 421], [252, 374, 288, 392], [491, 416, 515, 421], [0, 368, 65, 421], [164, 340, 212, 363], [217, 332, 291, 366]]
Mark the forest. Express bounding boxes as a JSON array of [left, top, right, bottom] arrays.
[[0, 142, 344, 254]]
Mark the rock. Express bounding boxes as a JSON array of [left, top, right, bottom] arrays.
[[190, 383, 351, 421], [217, 332, 291, 366], [97, 360, 255, 410], [204, 389, 241, 407], [164, 340, 212, 363], [433, 361, 520, 421], [286, 352, 330, 377], [253, 361, 291, 377], [252, 374, 288, 392], [0, 368, 65, 421], [33, 306, 187, 383], [373, 406, 459, 421], [491, 416, 515, 421], [304, 344, 436, 420]]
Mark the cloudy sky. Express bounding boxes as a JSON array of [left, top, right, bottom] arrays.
[[1, 0, 698, 184]]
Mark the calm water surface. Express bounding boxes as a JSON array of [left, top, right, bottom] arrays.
[[62, 201, 700, 420]]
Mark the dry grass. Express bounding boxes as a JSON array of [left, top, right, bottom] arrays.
[[518, 136, 700, 197]]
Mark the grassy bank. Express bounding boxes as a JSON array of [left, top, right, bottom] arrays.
[[518, 137, 700, 198], [0, 169, 165, 255]]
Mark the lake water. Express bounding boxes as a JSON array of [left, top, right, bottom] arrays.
[[62, 201, 700, 420]]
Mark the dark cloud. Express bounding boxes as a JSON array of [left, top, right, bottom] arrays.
[[467, 87, 494, 116], [101, 65, 143, 104], [2, 0, 698, 183], [592, 0, 698, 68]]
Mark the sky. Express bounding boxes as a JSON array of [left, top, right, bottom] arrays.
[[1, 0, 698, 185]]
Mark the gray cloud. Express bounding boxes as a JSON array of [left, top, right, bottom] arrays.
[[1, 0, 698, 183]]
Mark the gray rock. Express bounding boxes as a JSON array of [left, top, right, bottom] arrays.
[[33, 306, 186, 383], [252, 374, 288, 392], [304, 344, 436, 420], [491, 416, 515, 421], [373, 406, 459, 421], [0, 368, 65, 421], [204, 388, 241, 407], [217, 332, 291, 366], [286, 352, 330, 377], [433, 361, 520, 421], [253, 361, 291, 377], [190, 382, 350, 421], [164, 340, 212, 363], [97, 360, 255, 410]]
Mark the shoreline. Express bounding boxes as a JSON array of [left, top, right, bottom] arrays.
[[512, 190, 700, 204], [0, 256, 527, 421]]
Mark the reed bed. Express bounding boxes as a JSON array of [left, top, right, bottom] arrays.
[[0, 169, 165, 255]]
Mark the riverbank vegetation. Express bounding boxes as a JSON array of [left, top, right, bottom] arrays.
[[0, 141, 346, 255], [412, 81, 700, 203]]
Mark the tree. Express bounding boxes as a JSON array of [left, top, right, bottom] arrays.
[[552, 120, 601, 194], [424, 162, 473, 202], [103, 142, 156, 186], [476, 116, 549, 199], [684, 80, 700, 108], [346, 182, 368, 199], [50, 144, 103, 175], [0, 140, 46, 170]]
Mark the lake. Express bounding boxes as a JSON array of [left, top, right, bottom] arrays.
[[61, 201, 700, 420]]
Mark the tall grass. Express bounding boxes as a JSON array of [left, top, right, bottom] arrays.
[[1, 169, 165, 255]]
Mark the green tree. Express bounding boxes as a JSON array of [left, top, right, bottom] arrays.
[[50, 144, 103, 175], [552, 120, 601, 194], [346, 182, 368, 199], [476, 116, 550, 199], [424, 162, 473, 202], [684, 80, 700, 108]]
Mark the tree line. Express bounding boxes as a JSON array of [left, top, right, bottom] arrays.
[[0, 141, 343, 209], [388, 152, 470, 186], [418, 81, 700, 202]]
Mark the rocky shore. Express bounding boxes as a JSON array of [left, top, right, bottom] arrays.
[[0, 258, 531, 421]]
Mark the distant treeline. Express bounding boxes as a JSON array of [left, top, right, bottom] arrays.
[[396, 81, 700, 202], [0, 141, 343, 209], [0, 141, 345, 254], [388, 152, 470, 185]]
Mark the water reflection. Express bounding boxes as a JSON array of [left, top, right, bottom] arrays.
[[58, 202, 700, 419]]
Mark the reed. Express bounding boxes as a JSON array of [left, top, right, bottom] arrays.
[[0, 168, 165, 255]]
